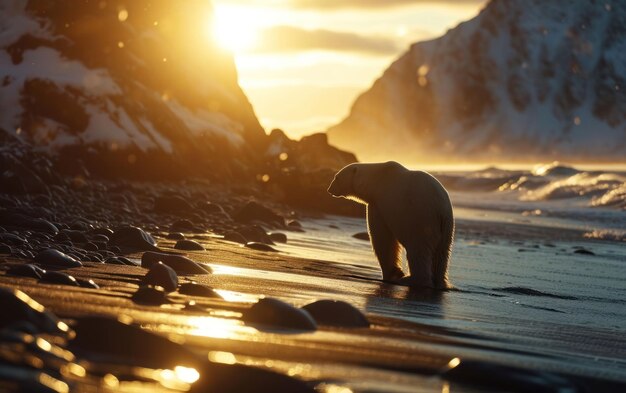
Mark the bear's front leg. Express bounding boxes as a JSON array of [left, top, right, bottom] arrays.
[[367, 204, 404, 281]]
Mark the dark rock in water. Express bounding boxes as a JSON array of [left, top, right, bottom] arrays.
[[245, 242, 278, 252], [70, 220, 93, 231], [142, 262, 178, 292], [239, 225, 274, 244], [244, 298, 317, 331], [198, 201, 225, 214], [90, 234, 110, 243], [0, 233, 27, 245], [34, 249, 82, 268], [0, 287, 71, 335], [441, 359, 580, 393], [61, 229, 89, 243], [179, 282, 221, 298], [76, 278, 99, 289], [174, 239, 204, 251], [287, 220, 303, 230], [223, 231, 247, 244], [154, 195, 194, 214], [302, 300, 370, 328], [132, 286, 169, 305], [574, 248, 595, 256], [110, 226, 158, 251], [117, 256, 135, 265], [3, 263, 46, 279], [69, 315, 198, 369], [90, 227, 114, 237], [0, 243, 12, 254], [234, 201, 285, 226], [352, 232, 370, 241], [166, 232, 185, 240], [141, 251, 211, 274], [170, 219, 195, 232], [105, 256, 128, 265], [84, 242, 99, 251], [40, 271, 80, 287], [268, 232, 288, 243]]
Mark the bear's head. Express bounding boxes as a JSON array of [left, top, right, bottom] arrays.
[[327, 163, 366, 203]]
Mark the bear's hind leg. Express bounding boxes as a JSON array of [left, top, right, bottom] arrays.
[[404, 246, 434, 288], [367, 204, 404, 281]]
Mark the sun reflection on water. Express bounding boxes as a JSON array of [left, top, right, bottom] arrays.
[[186, 316, 256, 339]]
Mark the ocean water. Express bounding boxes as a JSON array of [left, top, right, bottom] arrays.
[[273, 163, 626, 383]]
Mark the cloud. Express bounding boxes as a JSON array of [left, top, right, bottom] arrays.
[[289, 0, 484, 10], [252, 26, 400, 55], [218, 0, 485, 10]]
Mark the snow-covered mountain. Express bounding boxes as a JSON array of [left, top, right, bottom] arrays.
[[327, 0, 626, 163], [0, 0, 265, 179]]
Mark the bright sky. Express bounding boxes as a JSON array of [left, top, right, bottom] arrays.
[[211, 0, 487, 139]]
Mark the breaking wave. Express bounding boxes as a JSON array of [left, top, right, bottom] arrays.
[[439, 162, 626, 210]]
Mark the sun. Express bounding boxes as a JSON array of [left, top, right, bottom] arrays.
[[211, 4, 259, 53]]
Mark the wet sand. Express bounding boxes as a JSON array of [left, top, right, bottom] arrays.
[[2, 206, 625, 392]]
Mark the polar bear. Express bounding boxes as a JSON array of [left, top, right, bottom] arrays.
[[328, 161, 454, 289]]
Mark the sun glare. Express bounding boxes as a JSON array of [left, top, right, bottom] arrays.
[[211, 5, 260, 53]]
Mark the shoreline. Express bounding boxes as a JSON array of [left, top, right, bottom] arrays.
[[1, 180, 625, 392]]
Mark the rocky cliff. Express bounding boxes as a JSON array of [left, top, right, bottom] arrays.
[[0, 0, 265, 179], [328, 0, 626, 163]]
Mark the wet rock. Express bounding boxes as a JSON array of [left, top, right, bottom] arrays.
[[90, 227, 114, 237], [142, 262, 178, 292], [40, 271, 80, 287], [34, 249, 82, 268], [287, 220, 303, 231], [0, 233, 27, 245], [245, 242, 278, 252], [0, 243, 11, 254], [0, 210, 58, 234], [132, 286, 169, 305], [239, 225, 274, 244], [170, 219, 195, 232], [76, 278, 99, 289], [178, 282, 221, 298], [574, 248, 595, 256], [69, 315, 198, 369], [244, 298, 317, 331], [0, 287, 71, 335], [84, 242, 99, 251], [234, 201, 284, 226], [110, 226, 158, 251], [223, 231, 247, 244], [174, 239, 204, 251], [90, 234, 109, 243], [198, 202, 225, 214], [141, 251, 212, 274], [268, 232, 288, 243], [61, 229, 89, 243], [105, 256, 128, 265], [154, 195, 194, 214], [3, 263, 46, 279], [352, 232, 370, 241], [302, 300, 370, 328], [166, 232, 185, 240]]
